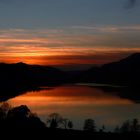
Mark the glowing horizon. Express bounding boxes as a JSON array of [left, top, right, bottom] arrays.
[[0, 0, 140, 68], [0, 26, 140, 67]]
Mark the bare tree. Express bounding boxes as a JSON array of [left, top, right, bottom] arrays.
[[62, 118, 69, 129], [46, 113, 63, 128]]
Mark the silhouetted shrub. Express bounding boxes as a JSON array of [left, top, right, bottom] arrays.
[[0, 102, 45, 129]]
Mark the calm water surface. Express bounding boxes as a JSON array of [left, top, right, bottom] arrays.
[[7, 85, 140, 131]]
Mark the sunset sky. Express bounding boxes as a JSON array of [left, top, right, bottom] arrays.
[[0, 0, 140, 69]]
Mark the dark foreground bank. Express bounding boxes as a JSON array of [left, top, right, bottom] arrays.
[[0, 102, 140, 139]]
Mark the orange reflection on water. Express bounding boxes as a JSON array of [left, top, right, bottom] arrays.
[[8, 85, 140, 130], [8, 86, 133, 115]]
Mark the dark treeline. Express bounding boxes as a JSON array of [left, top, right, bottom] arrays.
[[0, 102, 140, 138]]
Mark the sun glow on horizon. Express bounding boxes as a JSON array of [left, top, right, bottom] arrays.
[[0, 48, 140, 66], [0, 27, 140, 66]]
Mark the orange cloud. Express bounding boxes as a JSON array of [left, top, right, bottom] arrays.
[[0, 27, 140, 66]]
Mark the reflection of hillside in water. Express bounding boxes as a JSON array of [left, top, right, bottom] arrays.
[[92, 86, 140, 103], [0, 84, 140, 103]]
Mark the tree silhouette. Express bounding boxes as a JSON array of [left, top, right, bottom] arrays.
[[114, 125, 120, 133], [131, 119, 140, 132], [47, 113, 63, 128], [83, 119, 96, 132], [62, 118, 69, 129], [120, 120, 131, 133], [99, 125, 105, 132], [68, 121, 73, 129], [120, 119, 140, 133], [28, 112, 46, 129], [102, 125, 105, 131], [0, 102, 11, 121], [0, 102, 45, 129]]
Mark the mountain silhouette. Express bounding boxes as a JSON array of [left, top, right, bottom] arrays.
[[81, 53, 140, 87], [0, 62, 66, 101], [0, 62, 65, 86]]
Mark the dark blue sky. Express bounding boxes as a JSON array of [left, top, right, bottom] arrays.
[[0, 0, 139, 28]]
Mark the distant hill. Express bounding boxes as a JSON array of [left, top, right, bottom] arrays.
[[0, 62, 66, 88], [0, 62, 67, 101], [81, 53, 140, 86]]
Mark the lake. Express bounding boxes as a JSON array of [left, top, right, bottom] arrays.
[[7, 84, 140, 131]]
